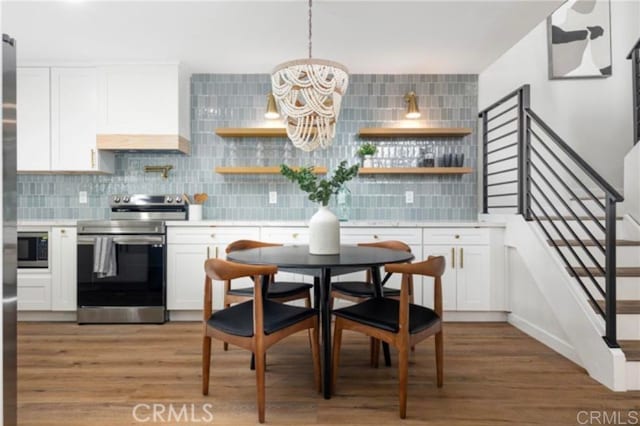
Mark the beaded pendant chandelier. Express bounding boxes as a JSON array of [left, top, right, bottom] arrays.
[[271, 0, 349, 152]]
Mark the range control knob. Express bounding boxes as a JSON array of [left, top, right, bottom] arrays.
[[122, 196, 130, 203], [166, 196, 173, 203], [113, 196, 121, 203], [175, 196, 182, 203]]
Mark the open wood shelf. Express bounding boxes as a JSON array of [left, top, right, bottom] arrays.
[[215, 166, 327, 175], [358, 127, 472, 137], [215, 128, 287, 137], [358, 167, 473, 175]]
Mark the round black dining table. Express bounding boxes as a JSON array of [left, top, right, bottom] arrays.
[[227, 244, 414, 399]]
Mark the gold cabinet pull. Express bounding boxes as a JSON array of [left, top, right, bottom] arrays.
[[215, 246, 219, 258], [460, 247, 464, 269], [90, 149, 96, 168], [451, 247, 455, 269], [206, 246, 210, 258]]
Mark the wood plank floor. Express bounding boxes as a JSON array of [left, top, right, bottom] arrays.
[[17, 322, 640, 425]]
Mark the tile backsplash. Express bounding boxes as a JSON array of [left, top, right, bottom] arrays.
[[18, 74, 478, 221]]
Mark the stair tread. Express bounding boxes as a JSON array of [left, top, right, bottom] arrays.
[[567, 267, 640, 277], [619, 340, 640, 361], [549, 239, 640, 247], [590, 300, 640, 315]]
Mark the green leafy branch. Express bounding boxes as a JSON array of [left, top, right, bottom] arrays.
[[280, 161, 359, 206]]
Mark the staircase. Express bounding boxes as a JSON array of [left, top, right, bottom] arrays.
[[479, 83, 640, 390]]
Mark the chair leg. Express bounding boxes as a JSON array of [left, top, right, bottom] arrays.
[[202, 335, 211, 395], [331, 318, 344, 395], [305, 292, 313, 352], [398, 348, 409, 419], [310, 322, 321, 393], [370, 337, 380, 368], [223, 303, 231, 351], [435, 331, 444, 388], [255, 349, 266, 423]]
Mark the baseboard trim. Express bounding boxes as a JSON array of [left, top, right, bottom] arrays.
[[18, 311, 76, 322], [508, 313, 582, 366]]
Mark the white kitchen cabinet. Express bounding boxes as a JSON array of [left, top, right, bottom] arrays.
[[422, 228, 493, 311], [17, 272, 52, 311], [17, 68, 50, 172], [96, 64, 190, 153], [50, 227, 77, 311], [167, 227, 260, 310], [50, 67, 114, 173]]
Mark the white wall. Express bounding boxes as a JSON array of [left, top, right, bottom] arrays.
[[479, 0, 640, 190]]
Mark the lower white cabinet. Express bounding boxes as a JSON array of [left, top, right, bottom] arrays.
[[422, 228, 494, 311], [167, 227, 260, 310], [17, 272, 52, 311], [51, 227, 77, 311]]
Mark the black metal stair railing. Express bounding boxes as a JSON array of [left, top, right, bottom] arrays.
[[479, 85, 624, 348]]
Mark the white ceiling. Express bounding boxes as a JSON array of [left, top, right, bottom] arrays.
[[3, 0, 562, 74]]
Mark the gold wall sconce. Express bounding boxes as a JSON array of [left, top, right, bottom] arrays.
[[144, 165, 173, 179], [404, 91, 421, 119], [264, 93, 280, 120]]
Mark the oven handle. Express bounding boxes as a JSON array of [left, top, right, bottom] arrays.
[[77, 235, 166, 245]]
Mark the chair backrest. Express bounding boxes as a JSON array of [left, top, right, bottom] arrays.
[[358, 240, 411, 253], [226, 240, 283, 254], [203, 258, 278, 333], [385, 256, 446, 330]]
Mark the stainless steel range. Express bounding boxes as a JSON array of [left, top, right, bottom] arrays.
[[76, 195, 187, 324]]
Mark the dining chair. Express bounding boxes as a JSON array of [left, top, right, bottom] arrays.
[[223, 239, 313, 351], [202, 258, 321, 423], [329, 240, 413, 366], [331, 256, 446, 419]]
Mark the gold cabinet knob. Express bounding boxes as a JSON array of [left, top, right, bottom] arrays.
[[210, 234, 215, 239], [455, 234, 460, 239], [373, 235, 379, 239], [60, 229, 66, 235]]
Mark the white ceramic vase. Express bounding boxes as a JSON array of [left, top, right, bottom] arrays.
[[363, 155, 374, 168], [309, 205, 340, 255]]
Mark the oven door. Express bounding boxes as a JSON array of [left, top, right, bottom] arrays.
[[77, 235, 165, 309]]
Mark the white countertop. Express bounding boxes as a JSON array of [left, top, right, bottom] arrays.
[[17, 219, 506, 229], [18, 220, 77, 228], [165, 220, 505, 228]]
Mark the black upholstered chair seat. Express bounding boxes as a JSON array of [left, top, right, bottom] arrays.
[[333, 298, 439, 334], [332, 281, 401, 298], [228, 281, 313, 299], [208, 300, 317, 337]]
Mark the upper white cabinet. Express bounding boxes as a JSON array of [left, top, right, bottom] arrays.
[[17, 68, 50, 172], [96, 64, 190, 154], [51, 68, 114, 173]]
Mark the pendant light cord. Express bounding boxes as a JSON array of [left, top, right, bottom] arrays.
[[308, 0, 312, 58]]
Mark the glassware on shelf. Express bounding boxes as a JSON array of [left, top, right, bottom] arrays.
[[423, 143, 435, 167], [336, 184, 352, 222]]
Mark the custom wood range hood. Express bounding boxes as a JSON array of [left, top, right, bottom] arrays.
[[96, 134, 191, 155]]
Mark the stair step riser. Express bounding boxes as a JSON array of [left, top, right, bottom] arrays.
[[557, 246, 640, 267], [587, 278, 640, 300], [615, 316, 640, 340], [543, 220, 623, 240]]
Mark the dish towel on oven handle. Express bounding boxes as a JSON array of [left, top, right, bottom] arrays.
[[93, 236, 117, 278]]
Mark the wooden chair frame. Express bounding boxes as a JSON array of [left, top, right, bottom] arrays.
[[331, 256, 446, 419], [202, 259, 321, 423]]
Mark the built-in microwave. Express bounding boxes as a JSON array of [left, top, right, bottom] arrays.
[[17, 232, 49, 269]]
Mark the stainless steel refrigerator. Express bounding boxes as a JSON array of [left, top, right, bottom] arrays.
[[2, 33, 17, 426]]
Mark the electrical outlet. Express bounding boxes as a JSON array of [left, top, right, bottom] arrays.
[[79, 191, 88, 204], [405, 191, 414, 204], [269, 191, 277, 204]]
